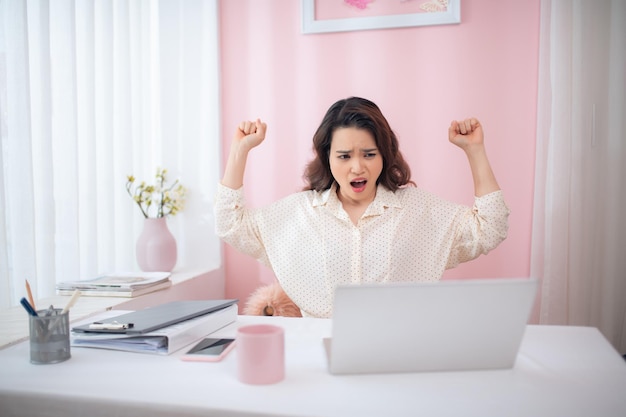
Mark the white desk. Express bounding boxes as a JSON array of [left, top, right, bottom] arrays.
[[0, 316, 625, 417]]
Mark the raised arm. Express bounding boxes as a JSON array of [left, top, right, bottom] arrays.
[[448, 118, 500, 197], [221, 119, 267, 189]]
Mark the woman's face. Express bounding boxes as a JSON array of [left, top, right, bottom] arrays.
[[329, 127, 383, 206]]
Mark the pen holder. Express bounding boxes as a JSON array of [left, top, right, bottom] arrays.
[[29, 308, 71, 364]]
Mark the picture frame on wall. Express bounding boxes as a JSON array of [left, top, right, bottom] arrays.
[[301, 0, 461, 34]]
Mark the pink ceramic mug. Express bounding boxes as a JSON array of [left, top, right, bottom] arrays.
[[236, 324, 285, 385]]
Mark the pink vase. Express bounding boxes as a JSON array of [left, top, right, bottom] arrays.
[[136, 218, 177, 272]]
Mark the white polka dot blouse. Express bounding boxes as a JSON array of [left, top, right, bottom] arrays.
[[214, 183, 510, 318]]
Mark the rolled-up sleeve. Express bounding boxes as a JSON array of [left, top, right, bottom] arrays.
[[446, 190, 510, 269], [214, 183, 270, 266]]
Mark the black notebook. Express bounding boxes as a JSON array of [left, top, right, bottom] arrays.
[[72, 299, 238, 335]]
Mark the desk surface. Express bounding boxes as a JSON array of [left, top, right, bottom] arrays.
[[1, 316, 625, 417]]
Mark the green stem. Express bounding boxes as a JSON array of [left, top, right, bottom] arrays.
[[126, 182, 149, 218], [158, 173, 164, 218]]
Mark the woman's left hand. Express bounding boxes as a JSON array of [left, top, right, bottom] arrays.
[[448, 118, 484, 150]]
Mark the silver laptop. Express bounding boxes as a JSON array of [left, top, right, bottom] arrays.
[[324, 277, 538, 375]]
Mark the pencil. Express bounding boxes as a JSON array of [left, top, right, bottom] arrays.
[[25, 279, 37, 312], [61, 289, 81, 314]]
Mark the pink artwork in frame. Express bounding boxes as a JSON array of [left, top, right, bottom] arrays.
[[301, 0, 461, 34]]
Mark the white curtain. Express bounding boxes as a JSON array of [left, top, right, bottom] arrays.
[[0, 0, 221, 309], [532, 0, 626, 353]]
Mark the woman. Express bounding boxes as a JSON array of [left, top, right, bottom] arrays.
[[215, 97, 509, 318]]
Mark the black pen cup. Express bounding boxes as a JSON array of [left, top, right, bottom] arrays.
[[29, 308, 71, 364]]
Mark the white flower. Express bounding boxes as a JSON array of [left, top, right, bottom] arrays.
[[126, 168, 187, 218]]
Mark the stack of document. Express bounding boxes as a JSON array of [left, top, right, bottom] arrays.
[[71, 299, 238, 355], [56, 272, 172, 297]]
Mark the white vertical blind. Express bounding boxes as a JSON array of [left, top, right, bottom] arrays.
[[0, 0, 222, 308]]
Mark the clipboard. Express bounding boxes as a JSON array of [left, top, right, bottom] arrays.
[[72, 299, 238, 335]]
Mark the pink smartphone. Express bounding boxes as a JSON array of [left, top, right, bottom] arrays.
[[180, 338, 236, 362]]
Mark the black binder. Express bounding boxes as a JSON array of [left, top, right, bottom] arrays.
[[72, 299, 238, 335]]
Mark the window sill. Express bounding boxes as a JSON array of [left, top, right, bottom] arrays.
[[0, 267, 224, 350]]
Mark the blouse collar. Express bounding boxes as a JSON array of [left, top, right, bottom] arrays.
[[312, 183, 403, 218]]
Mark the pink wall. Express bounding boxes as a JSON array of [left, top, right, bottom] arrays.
[[220, 0, 541, 309]]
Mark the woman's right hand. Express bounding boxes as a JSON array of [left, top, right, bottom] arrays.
[[221, 119, 267, 189], [234, 119, 267, 153]]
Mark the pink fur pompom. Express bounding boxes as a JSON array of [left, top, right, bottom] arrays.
[[243, 283, 302, 317]]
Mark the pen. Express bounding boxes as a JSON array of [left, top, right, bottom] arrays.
[[20, 297, 38, 317], [61, 289, 81, 314], [25, 279, 37, 311]]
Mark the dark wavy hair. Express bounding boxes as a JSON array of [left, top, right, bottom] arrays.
[[303, 97, 414, 192]]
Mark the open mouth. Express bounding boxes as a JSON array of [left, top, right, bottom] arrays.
[[350, 179, 367, 192]]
